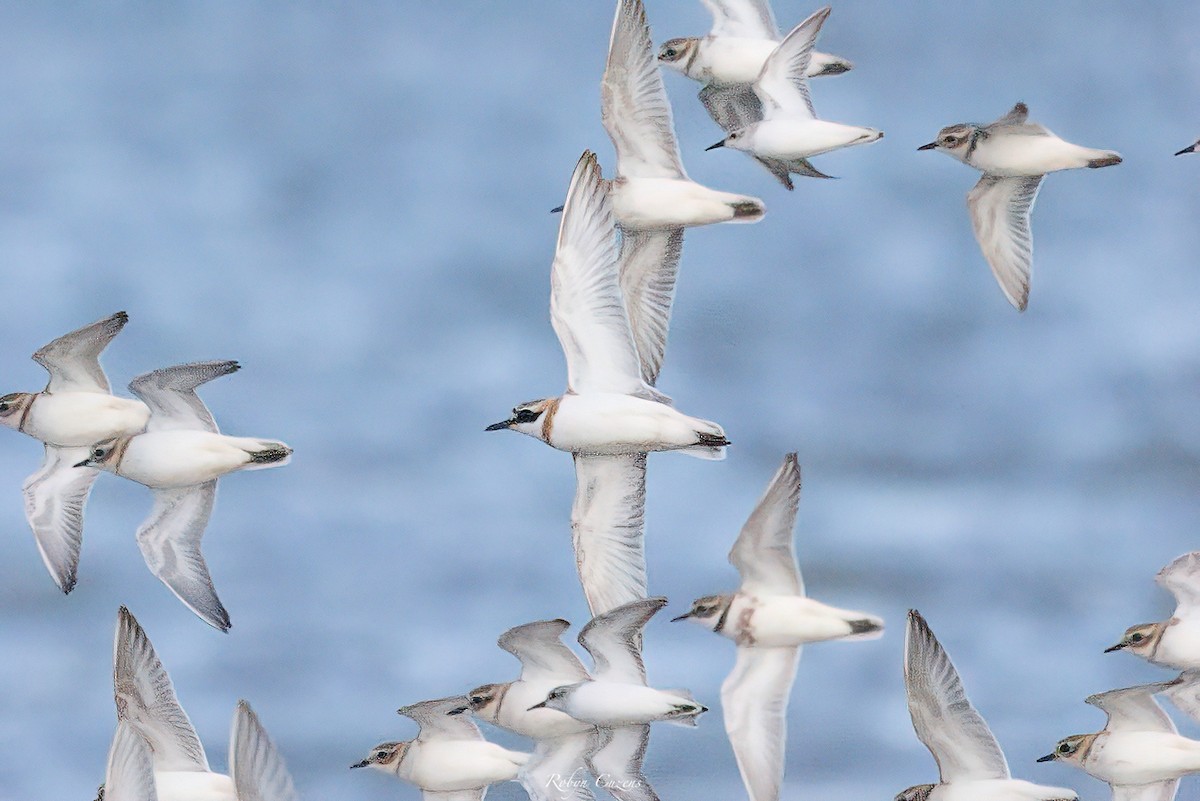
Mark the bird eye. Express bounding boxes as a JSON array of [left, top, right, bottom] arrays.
[[92, 448, 106, 458], [0, 402, 8, 413], [515, 409, 540, 424], [1131, 633, 1144, 643], [1058, 742, 1073, 754], [665, 48, 676, 57], [376, 750, 388, 759]]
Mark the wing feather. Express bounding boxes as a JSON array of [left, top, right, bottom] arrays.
[[619, 229, 683, 388], [603, 0, 686, 179], [585, 725, 659, 801], [729, 454, 803, 595], [1112, 781, 1179, 801], [23, 445, 97, 593], [102, 721, 159, 801], [571, 454, 648, 617], [33, 311, 128, 394], [1086, 681, 1178, 734], [499, 620, 591, 684], [399, 696, 484, 742], [113, 606, 210, 772], [721, 646, 801, 801], [967, 174, 1044, 312], [701, 0, 779, 39], [135, 482, 229, 632], [521, 733, 598, 801], [578, 598, 666, 684], [753, 9, 826, 120], [1157, 552, 1200, 617], [230, 701, 299, 801], [904, 610, 1010, 782], [129, 361, 239, 433]]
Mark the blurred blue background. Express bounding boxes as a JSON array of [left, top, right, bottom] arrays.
[[1, 2, 1199, 799]]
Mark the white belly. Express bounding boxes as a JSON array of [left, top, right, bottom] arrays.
[[1153, 623, 1200, 669], [565, 682, 694, 726], [26, 392, 149, 446], [699, 37, 776, 84], [930, 778, 1076, 801], [497, 681, 593, 739], [119, 431, 255, 488], [551, 393, 721, 454], [611, 178, 763, 229], [1087, 732, 1200, 784], [725, 594, 883, 647], [402, 740, 526, 791], [750, 120, 881, 160], [154, 770, 236, 801], [971, 134, 1107, 176]]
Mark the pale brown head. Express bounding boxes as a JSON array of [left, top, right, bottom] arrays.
[[671, 594, 732, 629], [0, 392, 35, 431], [1037, 733, 1097, 768], [351, 740, 409, 773], [73, 438, 127, 471], [485, 398, 555, 441], [1105, 622, 1164, 656], [465, 683, 504, 721], [917, 123, 981, 163], [657, 37, 698, 75]]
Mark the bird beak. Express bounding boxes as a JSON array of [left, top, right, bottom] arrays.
[[1103, 641, 1127, 653], [705, 140, 726, 151], [1035, 753, 1057, 763], [350, 759, 370, 769], [1176, 144, 1196, 156], [670, 612, 692, 622], [550, 205, 564, 213], [447, 705, 469, 715], [917, 142, 938, 151], [527, 700, 548, 711], [485, 419, 514, 432], [74, 458, 93, 468]]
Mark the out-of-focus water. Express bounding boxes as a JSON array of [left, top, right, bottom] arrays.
[[0, 2, 1198, 799]]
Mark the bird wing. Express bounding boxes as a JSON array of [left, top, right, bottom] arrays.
[[1112, 781, 1180, 801], [721, 645, 801, 801], [1157, 552, 1200, 617], [700, 82, 764, 134], [572, 453, 649, 617], [619, 228, 683, 388], [701, 0, 779, 39], [102, 721, 159, 801], [23, 445, 98, 594], [551, 153, 653, 399], [1160, 671, 1200, 726], [135, 482, 229, 632], [729, 453, 803, 596], [128, 360, 240, 433], [399, 696, 484, 742], [981, 102, 1050, 137], [423, 792, 486, 801], [585, 725, 660, 801], [521, 732, 599, 801], [904, 610, 1010, 782], [229, 701, 299, 801], [602, 0, 686, 180], [32, 311, 128, 394], [967, 174, 1044, 312], [753, 8, 826, 120], [499, 619, 591, 684], [578, 597, 667, 684], [1087, 681, 1179, 734], [113, 606, 210, 772]]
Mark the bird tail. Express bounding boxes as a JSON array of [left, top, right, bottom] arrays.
[[242, 440, 293, 469]]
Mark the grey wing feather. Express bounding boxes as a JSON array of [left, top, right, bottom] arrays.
[[572, 454, 649, 617], [967, 174, 1044, 312], [700, 83, 763, 134], [230, 701, 299, 801], [522, 733, 598, 801], [603, 0, 686, 179], [585, 725, 659, 801], [1161, 671, 1200, 726], [498, 620, 591, 683], [618, 229, 682, 388], [399, 696, 483, 742], [721, 646, 801, 801], [103, 721, 159, 801], [753, 9, 826, 119], [729, 454, 803, 596], [129, 360, 240, 433], [1157, 552, 1200, 616], [701, 0, 779, 39], [113, 606, 210, 772], [135, 482, 230, 632], [578, 598, 666, 684], [33, 310, 128, 394], [23, 445, 98, 593], [904, 611, 1010, 782], [1112, 782, 1180, 801], [1087, 681, 1179, 734]]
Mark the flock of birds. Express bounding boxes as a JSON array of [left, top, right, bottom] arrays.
[[5, 0, 1200, 799]]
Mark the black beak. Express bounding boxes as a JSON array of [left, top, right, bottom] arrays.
[[670, 613, 692, 622], [74, 458, 92, 468], [350, 759, 370, 769], [705, 140, 725, 151], [447, 705, 470, 715], [550, 205, 564, 213], [917, 142, 938, 151], [1035, 753, 1057, 763], [485, 419, 513, 432], [1176, 144, 1196, 156], [1103, 642, 1126, 653], [527, 700, 548, 711]]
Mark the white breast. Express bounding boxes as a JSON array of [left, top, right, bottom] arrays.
[[610, 178, 761, 230], [566, 681, 691, 726], [1154, 621, 1200, 669], [1087, 732, 1200, 785], [700, 37, 776, 85], [119, 431, 255, 488], [551, 392, 718, 454], [27, 392, 149, 446], [496, 681, 594, 739], [154, 770, 236, 801], [402, 740, 527, 791]]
